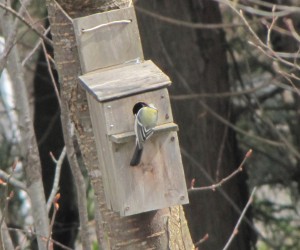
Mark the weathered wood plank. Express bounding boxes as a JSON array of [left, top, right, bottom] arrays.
[[78, 60, 171, 102], [73, 6, 143, 73], [113, 131, 189, 216], [103, 88, 173, 135], [109, 123, 179, 144], [87, 94, 120, 209]]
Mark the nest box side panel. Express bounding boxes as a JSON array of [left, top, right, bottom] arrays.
[[87, 94, 121, 210], [104, 88, 173, 136], [73, 6, 143, 73], [112, 131, 188, 216]]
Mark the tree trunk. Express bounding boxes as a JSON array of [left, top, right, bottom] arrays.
[[46, 0, 194, 249], [136, 1, 251, 249]]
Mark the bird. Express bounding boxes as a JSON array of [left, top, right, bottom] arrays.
[[130, 102, 158, 166]]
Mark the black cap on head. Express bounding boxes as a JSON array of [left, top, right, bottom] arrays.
[[132, 102, 148, 115]]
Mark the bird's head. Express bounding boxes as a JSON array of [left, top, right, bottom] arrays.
[[133, 102, 156, 115]]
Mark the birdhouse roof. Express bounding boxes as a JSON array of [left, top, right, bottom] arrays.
[[78, 60, 171, 102]]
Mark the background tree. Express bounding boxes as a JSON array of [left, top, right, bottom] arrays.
[[136, 1, 251, 249]]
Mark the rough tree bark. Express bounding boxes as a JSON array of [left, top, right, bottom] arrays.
[[136, 1, 251, 249], [46, 0, 194, 249]]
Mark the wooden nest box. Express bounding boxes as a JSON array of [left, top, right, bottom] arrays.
[[73, 6, 188, 216]]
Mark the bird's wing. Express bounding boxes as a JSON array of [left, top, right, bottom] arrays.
[[136, 118, 153, 148]]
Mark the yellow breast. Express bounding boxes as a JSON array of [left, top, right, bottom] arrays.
[[138, 106, 158, 129]]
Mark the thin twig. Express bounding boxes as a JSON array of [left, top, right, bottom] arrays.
[[256, 106, 300, 160], [194, 233, 209, 247], [216, 0, 300, 17], [241, 9, 300, 71], [261, 19, 294, 37], [219, 0, 300, 73], [46, 147, 66, 212], [189, 149, 252, 192], [0, 169, 27, 191], [5, 227, 73, 250], [247, 0, 300, 12], [47, 198, 59, 250], [284, 18, 300, 43], [22, 27, 51, 66], [197, 98, 283, 147], [134, 5, 255, 30], [0, 3, 52, 46], [278, 70, 300, 96], [216, 112, 229, 181], [182, 148, 273, 247], [171, 82, 270, 99], [266, 6, 278, 48], [41, 40, 61, 109], [222, 187, 257, 250]]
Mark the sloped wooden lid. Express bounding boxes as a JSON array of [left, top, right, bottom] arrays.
[[78, 60, 171, 102]]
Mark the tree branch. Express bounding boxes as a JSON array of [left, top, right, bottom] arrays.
[[222, 187, 257, 250], [46, 147, 66, 212], [22, 27, 51, 66], [188, 149, 252, 192], [0, 169, 27, 191], [0, 3, 52, 46], [41, 40, 61, 108], [135, 5, 256, 29], [6, 227, 73, 250]]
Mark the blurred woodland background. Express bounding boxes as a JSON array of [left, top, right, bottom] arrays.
[[0, 0, 300, 249]]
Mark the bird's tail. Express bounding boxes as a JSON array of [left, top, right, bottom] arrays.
[[130, 145, 143, 166]]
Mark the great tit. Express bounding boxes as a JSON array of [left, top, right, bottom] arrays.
[[130, 102, 158, 166]]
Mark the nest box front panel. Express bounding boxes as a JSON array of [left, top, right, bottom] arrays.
[[100, 89, 189, 216], [103, 88, 173, 135], [112, 130, 188, 216]]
